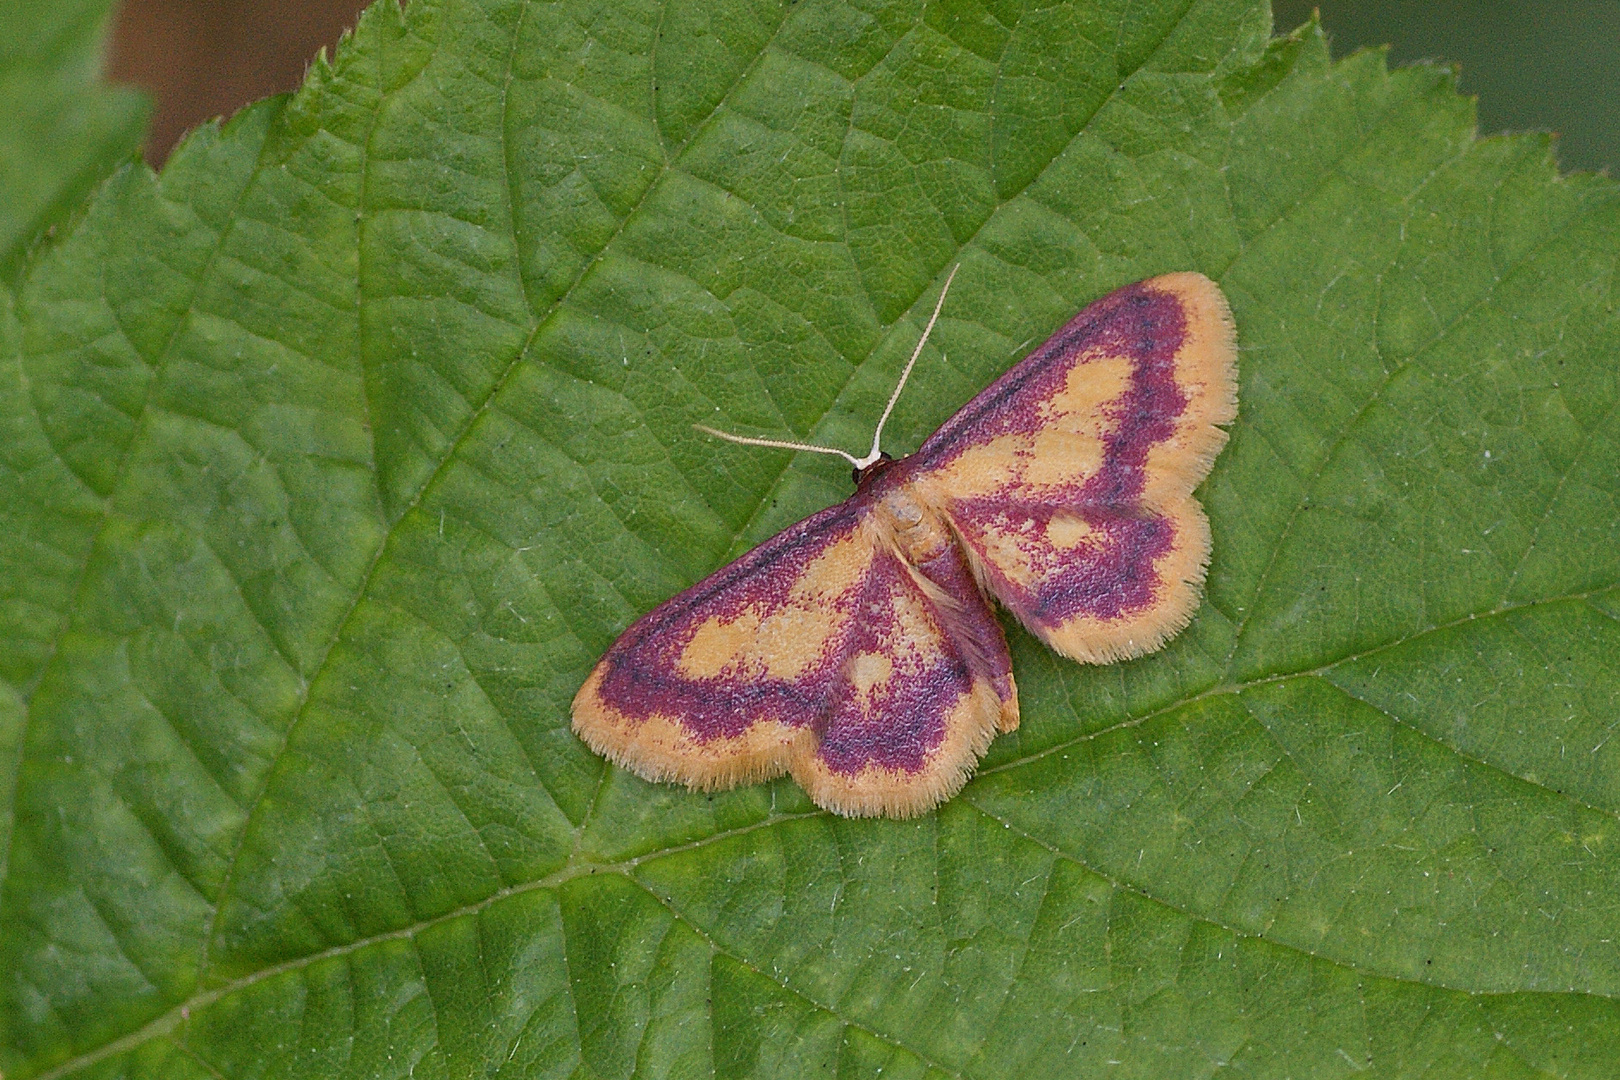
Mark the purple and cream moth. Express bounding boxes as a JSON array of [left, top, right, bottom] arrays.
[[572, 269, 1239, 818]]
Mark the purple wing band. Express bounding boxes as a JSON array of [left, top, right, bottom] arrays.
[[592, 499, 863, 744], [913, 282, 1191, 626], [591, 495, 1005, 776]]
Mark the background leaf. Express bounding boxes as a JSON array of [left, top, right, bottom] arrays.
[[1276, 0, 1620, 174], [0, 0, 148, 283], [4, 0, 1620, 1077]]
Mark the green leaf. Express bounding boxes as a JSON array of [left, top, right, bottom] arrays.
[[0, 0, 148, 283], [4, 0, 1620, 1076]]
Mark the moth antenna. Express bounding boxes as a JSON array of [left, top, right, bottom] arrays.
[[694, 264, 960, 474], [693, 424, 863, 468], [862, 263, 959, 468]]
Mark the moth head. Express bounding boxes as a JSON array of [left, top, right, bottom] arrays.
[[852, 451, 896, 489]]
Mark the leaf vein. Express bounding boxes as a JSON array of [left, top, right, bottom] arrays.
[[973, 578, 1620, 785], [1310, 675, 1620, 819], [626, 874, 970, 1080], [962, 799, 1619, 999]]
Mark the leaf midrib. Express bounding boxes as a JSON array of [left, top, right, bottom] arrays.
[[37, 754, 1620, 1080], [41, 582, 1620, 1078]]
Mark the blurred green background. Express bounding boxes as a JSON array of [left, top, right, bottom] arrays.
[[1275, 0, 1620, 173]]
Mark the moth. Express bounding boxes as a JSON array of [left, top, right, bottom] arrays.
[[573, 270, 1237, 818]]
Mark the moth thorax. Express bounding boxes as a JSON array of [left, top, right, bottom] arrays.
[[876, 488, 950, 563]]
